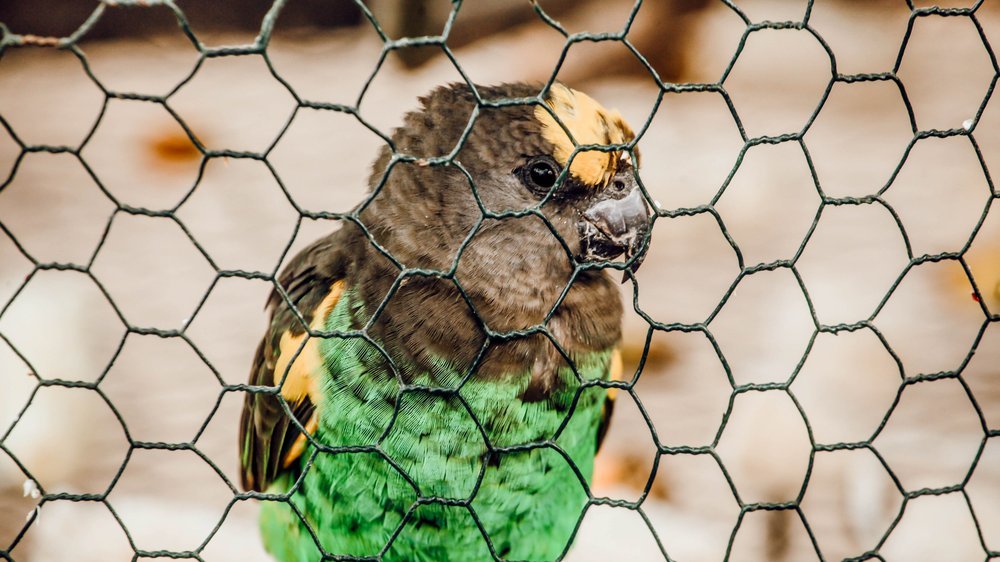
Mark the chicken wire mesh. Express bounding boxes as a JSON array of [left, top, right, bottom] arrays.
[[0, 0, 999, 560]]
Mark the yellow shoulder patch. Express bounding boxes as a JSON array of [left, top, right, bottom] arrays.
[[608, 347, 624, 401], [273, 280, 345, 402], [274, 280, 345, 468], [534, 84, 636, 187]]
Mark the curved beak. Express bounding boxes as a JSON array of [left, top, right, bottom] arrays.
[[577, 176, 652, 279]]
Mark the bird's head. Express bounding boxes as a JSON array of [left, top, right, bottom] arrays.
[[360, 82, 650, 331]]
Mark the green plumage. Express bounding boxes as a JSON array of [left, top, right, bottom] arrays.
[[258, 289, 612, 561]]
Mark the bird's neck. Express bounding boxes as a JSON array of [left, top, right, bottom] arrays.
[[345, 237, 620, 377]]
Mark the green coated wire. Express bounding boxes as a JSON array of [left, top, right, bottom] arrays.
[[0, 1, 998, 561]]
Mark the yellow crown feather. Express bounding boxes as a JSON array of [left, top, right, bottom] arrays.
[[534, 84, 636, 187]]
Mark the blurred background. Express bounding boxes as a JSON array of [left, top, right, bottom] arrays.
[[1, 0, 999, 560]]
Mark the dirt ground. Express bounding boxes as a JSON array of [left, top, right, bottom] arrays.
[[1, 1, 999, 561]]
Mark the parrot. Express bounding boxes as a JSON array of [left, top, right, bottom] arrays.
[[239, 82, 651, 562]]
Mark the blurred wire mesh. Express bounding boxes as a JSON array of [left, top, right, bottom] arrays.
[[1, 0, 999, 560]]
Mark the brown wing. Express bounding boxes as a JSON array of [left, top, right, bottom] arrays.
[[595, 348, 624, 453], [239, 233, 347, 492]]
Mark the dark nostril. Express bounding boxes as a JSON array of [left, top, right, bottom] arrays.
[[613, 179, 627, 192]]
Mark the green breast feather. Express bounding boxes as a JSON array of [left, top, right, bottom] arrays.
[[258, 289, 613, 562]]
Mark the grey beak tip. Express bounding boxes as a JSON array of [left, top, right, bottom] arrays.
[[577, 186, 652, 272]]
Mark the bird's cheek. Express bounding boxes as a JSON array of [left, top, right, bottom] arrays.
[[537, 206, 585, 259]]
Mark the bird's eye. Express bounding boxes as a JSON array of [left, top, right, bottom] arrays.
[[520, 157, 559, 195], [529, 162, 556, 188]]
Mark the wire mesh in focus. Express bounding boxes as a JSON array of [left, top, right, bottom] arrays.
[[0, 0, 999, 560]]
